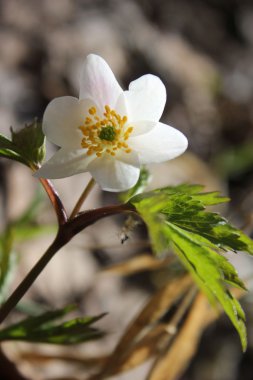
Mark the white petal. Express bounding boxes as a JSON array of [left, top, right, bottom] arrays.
[[129, 122, 188, 164], [115, 150, 140, 167], [87, 153, 140, 192], [79, 54, 123, 111], [114, 94, 156, 136], [34, 148, 95, 179], [43, 97, 93, 149], [129, 120, 156, 137], [124, 74, 166, 122]]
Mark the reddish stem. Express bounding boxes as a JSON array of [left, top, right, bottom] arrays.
[[0, 203, 136, 324], [39, 178, 68, 225]]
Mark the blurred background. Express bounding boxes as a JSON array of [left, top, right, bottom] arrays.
[[1, 0, 253, 379]]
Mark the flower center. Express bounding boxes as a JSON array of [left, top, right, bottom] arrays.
[[79, 105, 133, 157], [98, 125, 116, 141]]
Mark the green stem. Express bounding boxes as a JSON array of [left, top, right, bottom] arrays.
[[69, 177, 96, 220]]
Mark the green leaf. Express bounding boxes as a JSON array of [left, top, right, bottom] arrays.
[[0, 229, 17, 303], [155, 184, 230, 205], [0, 306, 105, 345], [11, 120, 45, 166], [166, 222, 247, 350], [129, 185, 252, 350], [120, 167, 151, 202]]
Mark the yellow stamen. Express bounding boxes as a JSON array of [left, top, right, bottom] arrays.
[[79, 105, 134, 158]]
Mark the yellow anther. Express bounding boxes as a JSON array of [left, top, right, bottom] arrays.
[[79, 105, 134, 158], [87, 149, 94, 156], [89, 107, 96, 115]]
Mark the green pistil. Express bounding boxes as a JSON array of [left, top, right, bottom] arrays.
[[99, 125, 116, 141]]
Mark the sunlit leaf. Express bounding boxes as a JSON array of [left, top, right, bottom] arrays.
[[129, 185, 251, 350]]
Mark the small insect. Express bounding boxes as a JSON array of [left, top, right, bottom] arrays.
[[120, 216, 140, 244]]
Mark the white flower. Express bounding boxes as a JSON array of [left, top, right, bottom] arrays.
[[35, 54, 188, 192]]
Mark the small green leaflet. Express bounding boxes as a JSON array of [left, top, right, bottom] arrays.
[[130, 184, 253, 350], [0, 120, 45, 167], [0, 306, 105, 345]]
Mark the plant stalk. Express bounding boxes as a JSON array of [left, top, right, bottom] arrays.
[[69, 178, 96, 220], [0, 233, 67, 324], [0, 203, 135, 324], [39, 178, 68, 225]]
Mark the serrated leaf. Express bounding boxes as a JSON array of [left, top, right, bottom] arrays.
[[132, 188, 253, 255], [161, 194, 251, 252], [0, 306, 105, 345], [156, 184, 230, 205], [129, 186, 252, 350], [164, 222, 247, 350]]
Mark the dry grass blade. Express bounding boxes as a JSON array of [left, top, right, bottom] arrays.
[[148, 293, 215, 380], [44, 377, 78, 380], [102, 255, 174, 276], [106, 285, 197, 378], [88, 276, 193, 379], [19, 352, 108, 368], [104, 324, 167, 377], [111, 274, 192, 355]]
